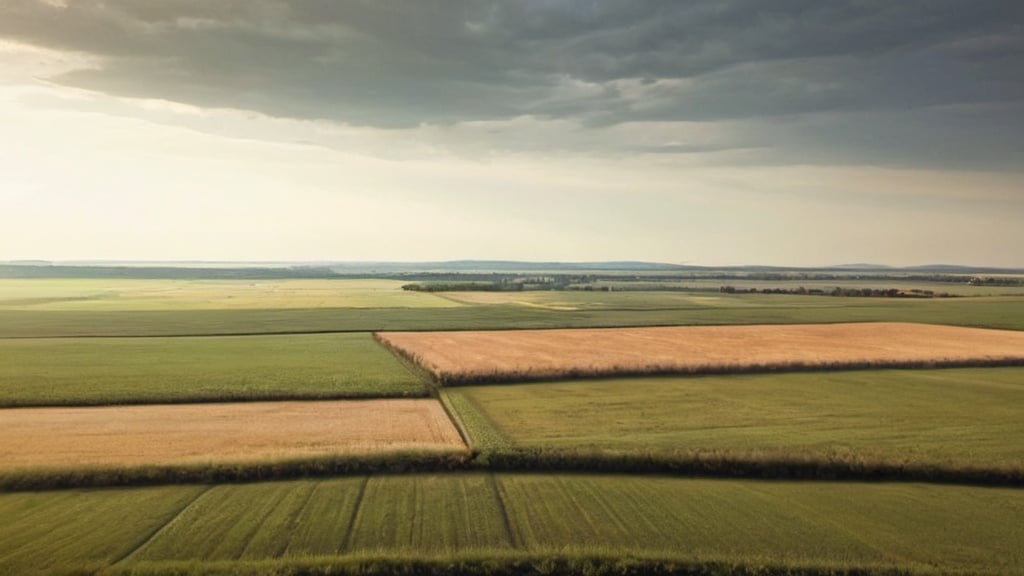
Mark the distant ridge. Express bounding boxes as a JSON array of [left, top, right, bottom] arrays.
[[1, 260, 1021, 278]]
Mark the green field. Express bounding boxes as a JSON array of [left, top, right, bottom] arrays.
[[443, 368, 1024, 473], [2, 294, 1024, 337], [1, 475, 1021, 575], [0, 333, 426, 406]]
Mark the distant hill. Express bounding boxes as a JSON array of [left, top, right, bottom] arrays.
[[1, 260, 1021, 279]]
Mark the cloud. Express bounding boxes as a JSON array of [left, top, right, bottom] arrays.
[[1, 0, 1022, 169]]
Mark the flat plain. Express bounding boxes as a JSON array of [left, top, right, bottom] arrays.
[[379, 322, 1024, 384], [441, 367, 1024, 472], [0, 278, 460, 310], [3, 292, 1024, 338], [1, 475, 1021, 575], [3, 274, 1024, 575], [0, 400, 466, 471], [0, 332, 426, 406]]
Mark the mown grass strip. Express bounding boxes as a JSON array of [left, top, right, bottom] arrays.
[[438, 389, 512, 452]]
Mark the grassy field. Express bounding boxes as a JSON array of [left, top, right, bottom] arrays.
[[0, 278, 460, 310], [0, 333, 426, 406], [3, 294, 1023, 337], [0, 484, 207, 575], [442, 367, 1024, 473], [1, 475, 1021, 575]]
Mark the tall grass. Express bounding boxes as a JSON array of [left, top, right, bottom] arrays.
[[105, 553, 957, 576], [391, 353, 1024, 387], [0, 451, 470, 492]]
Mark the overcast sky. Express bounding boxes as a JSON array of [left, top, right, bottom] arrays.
[[2, 0, 1023, 266]]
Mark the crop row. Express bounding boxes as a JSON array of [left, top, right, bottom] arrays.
[[2, 474, 1022, 575]]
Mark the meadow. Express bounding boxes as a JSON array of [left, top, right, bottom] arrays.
[[1, 475, 1022, 576], [441, 368, 1024, 477], [0, 333, 426, 406]]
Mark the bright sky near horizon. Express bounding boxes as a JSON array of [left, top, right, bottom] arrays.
[[1, 1, 1022, 266]]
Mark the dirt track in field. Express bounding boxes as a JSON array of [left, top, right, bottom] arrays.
[[0, 400, 465, 470], [377, 322, 1024, 384]]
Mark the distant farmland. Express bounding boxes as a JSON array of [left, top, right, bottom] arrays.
[[0, 400, 466, 472], [379, 322, 1024, 384]]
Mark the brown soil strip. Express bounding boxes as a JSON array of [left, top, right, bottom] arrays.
[[376, 322, 1024, 384], [0, 400, 466, 470]]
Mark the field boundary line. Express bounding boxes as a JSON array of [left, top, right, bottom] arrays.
[[436, 392, 474, 451], [109, 484, 215, 567], [488, 473, 520, 550], [0, 390, 430, 410], [373, 331, 439, 391], [341, 475, 371, 553], [430, 357, 1024, 387]]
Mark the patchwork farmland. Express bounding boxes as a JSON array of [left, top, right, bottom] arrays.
[[2, 274, 1023, 575]]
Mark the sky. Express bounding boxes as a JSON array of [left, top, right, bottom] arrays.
[[1, 1, 1023, 267]]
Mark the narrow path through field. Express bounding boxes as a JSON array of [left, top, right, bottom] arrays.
[[488, 472, 520, 549], [341, 476, 371, 553], [111, 484, 215, 567]]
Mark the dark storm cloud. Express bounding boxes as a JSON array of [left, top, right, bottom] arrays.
[[2, 0, 1023, 166]]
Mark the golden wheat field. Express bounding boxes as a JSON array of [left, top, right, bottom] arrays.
[[0, 399, 466, 470], [377, 322, 1024, 383]]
